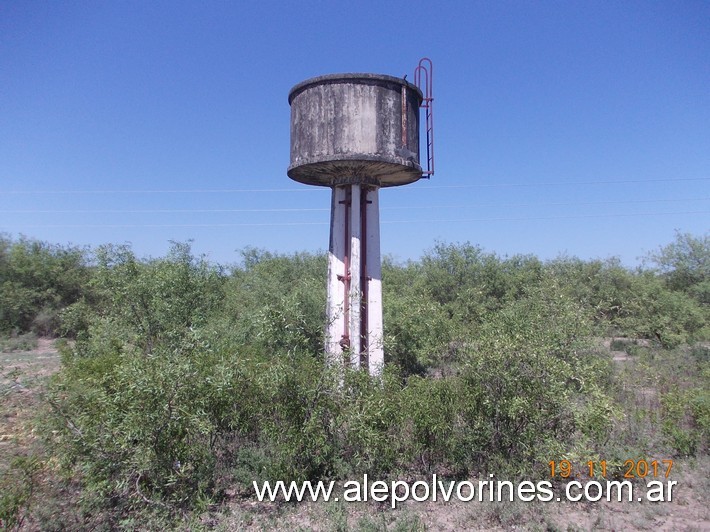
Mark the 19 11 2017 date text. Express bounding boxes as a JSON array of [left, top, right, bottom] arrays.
[[549, 459, 673, 479]]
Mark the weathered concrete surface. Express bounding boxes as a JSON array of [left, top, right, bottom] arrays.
[[288, 74, 423, 187]]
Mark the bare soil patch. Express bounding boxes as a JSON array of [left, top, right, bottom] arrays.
[[1, 338, 60, 444]]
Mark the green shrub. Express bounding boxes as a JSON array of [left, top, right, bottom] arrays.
[[223, 249, 326, 356], [87, 242, 224, 355], [49, 337, 231, 511], [691, 343, 710, 363], [0, 331, 38, 352], [456, 281, 602, 474], [0, 455, 41, 530], [610, 338, 630, 351], [335, 367, 404, 477], [616, 274, 706, 348], [0, 235, 89, 335], [646, 231, 709, 295], [383, 291, 454, 376], [399, 375, 471, 474], [661, 386, 709, 456], [37, 235, 710, 522], [252, 354, 339, 482]]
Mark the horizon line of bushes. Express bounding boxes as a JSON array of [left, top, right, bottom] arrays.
[[2, 231, 707, 346]]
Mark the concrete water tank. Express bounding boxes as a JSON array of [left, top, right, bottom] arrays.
[[287, 73, 423, 187]]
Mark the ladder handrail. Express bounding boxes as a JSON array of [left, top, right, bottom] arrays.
[[414, 58, 434, 177]]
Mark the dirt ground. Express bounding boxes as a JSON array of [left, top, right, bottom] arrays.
[[1, 339, 708, 531], [1, 338, 60, 447]]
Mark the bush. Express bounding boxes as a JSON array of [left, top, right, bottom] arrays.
[[456, 280, 605, 473], [646, 231, 709, 295], [0, 331, 38, 352], [222, 249, 326, 356], [660, 387, 707, 456], [0, 455, 41, 529], [334, 367, 405, 477], [37, 235, 709, 522], [0, 235, 89, 335], [85, 242, 225, 355], [616, 274, 706, 348], [383, 291, 454, 376], [252, 353, 340, 482], [399, 375, 472, 474], [691, 343, 710, 363], [49, 334, 246, 511]]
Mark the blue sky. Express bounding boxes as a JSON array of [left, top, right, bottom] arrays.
[[1, 1, 708, 266]]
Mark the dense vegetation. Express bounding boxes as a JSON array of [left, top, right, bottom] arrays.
[[1, 231, 708, 527]]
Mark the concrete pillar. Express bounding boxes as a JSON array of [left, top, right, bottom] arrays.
[[325, 183, 384, 376], [326, 186, 347, 366], [364, 188, 384, 375], [348, 184, 362, 369]]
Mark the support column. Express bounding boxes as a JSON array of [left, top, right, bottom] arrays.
[[363, 187, 384, 375], [326, 187, 347, 366], [325, 183, 383, 376], [348, 184, 362, 369]]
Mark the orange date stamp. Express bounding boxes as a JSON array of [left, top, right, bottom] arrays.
[[549, 459, 673, 479]]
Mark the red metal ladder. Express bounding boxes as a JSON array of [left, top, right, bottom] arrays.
[[414, 57, 434, 177]]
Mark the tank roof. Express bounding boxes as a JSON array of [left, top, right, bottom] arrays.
[[288, 73, 423, 105]]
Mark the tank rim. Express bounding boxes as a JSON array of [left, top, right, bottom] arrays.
[[287, 156, 422, 188], [288, 73, 423, 105]]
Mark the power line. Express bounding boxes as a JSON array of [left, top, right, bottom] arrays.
[[413, 176, 710, 189], [3, 197, 709, 214], [2, 176, 708, 195], [0, 187, 322, 195], [389, 197, 710, 209], [5, 222, 328, 228], [2, 208, 330, 214], [5, 210, 708, 228], [382, 210, 710, 224]]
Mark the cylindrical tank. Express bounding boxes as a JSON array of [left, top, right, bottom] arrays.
[[288, 73, 423, 187]]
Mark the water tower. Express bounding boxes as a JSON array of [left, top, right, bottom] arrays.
[[287, 59, 434, 376]]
